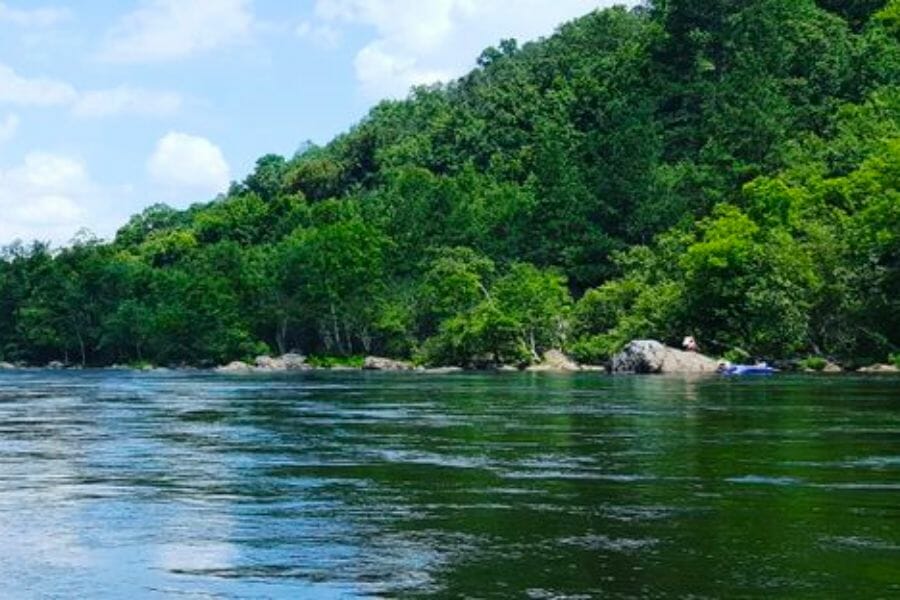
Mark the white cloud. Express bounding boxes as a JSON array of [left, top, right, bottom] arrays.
[[0, 113, 18, 143], [296, 20, 341, 49], [0, 62, 182, 118], [309, 0, 634, 99], [147, 132, 231, 193], [0, 153, 92, 244], [0, 2, 70, 27], [0, 152, 135, 245], [99, 0, 255, 63], [72, 86, 182, 118], [0, 63, 76, 106]]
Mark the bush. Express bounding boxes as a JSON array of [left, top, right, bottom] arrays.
[[568, 334, 625, 365], [307, 355, 365, 369], [799, 356, 828, 371], [419, 304, 528, 368], [723, 347, 751, 364], [890, 353, 900, 368]]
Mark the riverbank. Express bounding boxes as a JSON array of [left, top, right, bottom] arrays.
[[2, 341, 898, 375]]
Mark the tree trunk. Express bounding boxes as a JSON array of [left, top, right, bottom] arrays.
[[343, 319, 353, 355], [276, 317, 288, 355], [330, 303, 344, 355], [76, 331, 86, 367], [360, 327, 372, 354]]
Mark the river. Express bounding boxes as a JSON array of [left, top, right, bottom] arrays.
[[0, 370, 897, 598]]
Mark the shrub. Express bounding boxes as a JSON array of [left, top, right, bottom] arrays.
[[723, 347, 751, 364], [799, 356, 828, 371], [568, 334, 625, 365], [307, 355, 365, 369], [890, 353, 900, 368]]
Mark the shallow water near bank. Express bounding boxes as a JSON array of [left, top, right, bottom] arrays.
[[0, 370, 897, 598]]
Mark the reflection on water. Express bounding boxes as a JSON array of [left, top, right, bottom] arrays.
[[0, 371, 898, 597]]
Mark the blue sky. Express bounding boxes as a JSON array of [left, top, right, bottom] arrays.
[[0, 0, 634, 245]]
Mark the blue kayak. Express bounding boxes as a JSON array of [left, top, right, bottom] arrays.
[[722, 363, 777, 376]]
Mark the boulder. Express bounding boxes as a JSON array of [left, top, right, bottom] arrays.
[[215, 361, 253, 374], [0, 361, 16, 370], [363, 356, 415, 371], [46, 361, 65, 370], [255, 355, 280, 370], [254, 353, 311, 371], [822, 362, 843, 373], [281, 353, 310, 370], [610, 340, 720, 374], [527, 349, 581, 373], [858, 364, 899, 373]]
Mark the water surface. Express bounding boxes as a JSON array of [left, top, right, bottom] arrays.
[[0, 371, 898, 598]]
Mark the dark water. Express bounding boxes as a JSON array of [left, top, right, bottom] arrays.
[[0, 371, 898, 598]]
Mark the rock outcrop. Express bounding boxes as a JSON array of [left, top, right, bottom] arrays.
[[527, 350, 581, 372], [216, 361, 253, 374], [363, 356, 415, 371], [254, 353, 310, 371], [858, 364, 899, 373], [610, 340, 720, 374]]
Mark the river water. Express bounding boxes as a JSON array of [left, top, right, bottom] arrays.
[[0, 370, 897, 598]]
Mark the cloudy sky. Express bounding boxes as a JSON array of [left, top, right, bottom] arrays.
[[0, 0, 635, 245]]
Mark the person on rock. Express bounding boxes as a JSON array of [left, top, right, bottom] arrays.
[[682, 336, 698, 352]]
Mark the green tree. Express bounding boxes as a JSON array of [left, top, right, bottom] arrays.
[[492, 264, 572, 360]]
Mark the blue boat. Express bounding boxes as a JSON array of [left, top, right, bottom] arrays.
[[720, 363, 777, 376]]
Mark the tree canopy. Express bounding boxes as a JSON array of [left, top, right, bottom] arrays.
[[1, 0, 898, 367]]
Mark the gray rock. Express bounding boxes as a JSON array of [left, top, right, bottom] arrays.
[[363, 356, 415, 371], [610, 340, 720, 374], [858, 364, 899, 373], [254, 353, 311, 371], [215, 361, 253, 374], [527, 349, 581, 372], [281, 353, 310, 370], [254, 355, 279, 370], [0, 361, 16, 370], [47, 361, 65, 370]]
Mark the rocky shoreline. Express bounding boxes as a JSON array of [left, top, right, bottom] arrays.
[[1, 341, 898, 375]]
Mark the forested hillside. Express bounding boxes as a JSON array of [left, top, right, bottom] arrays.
[[2, 0, 898, 368]]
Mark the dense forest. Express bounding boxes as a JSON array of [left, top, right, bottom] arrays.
[[1, 0, 898, 368]]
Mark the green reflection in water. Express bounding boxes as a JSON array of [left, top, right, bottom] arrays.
[[0, 371, 897, 598]]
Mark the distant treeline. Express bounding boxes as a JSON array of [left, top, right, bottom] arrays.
[[1, 0, 898, 367]]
